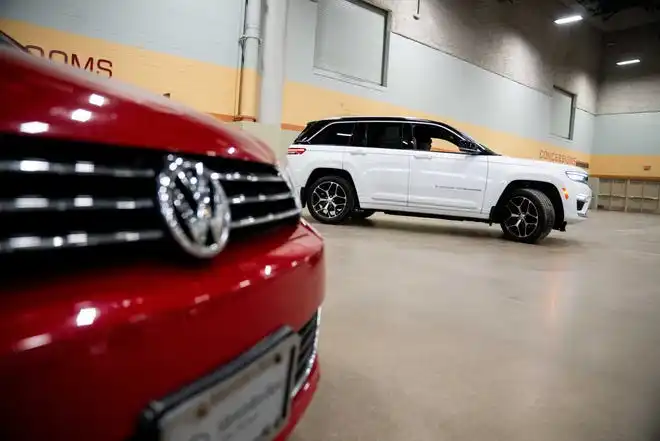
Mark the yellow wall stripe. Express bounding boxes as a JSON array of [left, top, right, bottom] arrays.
[[590, 155, 660, 180]]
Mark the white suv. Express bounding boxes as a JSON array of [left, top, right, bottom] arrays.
[[286, 116, 591, 243]]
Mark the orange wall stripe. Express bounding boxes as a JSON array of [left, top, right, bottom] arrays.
[[281, 123, 306, 131], [209, 113, 236, 122], [232, 115, 258, 122], [593, 175, 660, 181]]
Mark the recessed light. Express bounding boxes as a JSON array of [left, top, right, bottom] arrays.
[[554, 15, 583, 25], [616, 59, 641, 66]]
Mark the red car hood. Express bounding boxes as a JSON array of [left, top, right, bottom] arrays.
[[0, 47, 275, 164]]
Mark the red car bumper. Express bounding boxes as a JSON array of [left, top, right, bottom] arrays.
[[276, 362, 320, 441], [0, 221, 324, 441]]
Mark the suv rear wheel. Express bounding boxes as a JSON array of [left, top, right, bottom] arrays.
[[307, 175, 355, 224], [500, 188, 555, 244]]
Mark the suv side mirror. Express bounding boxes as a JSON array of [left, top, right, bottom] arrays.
[[458, 140, 481, 155]]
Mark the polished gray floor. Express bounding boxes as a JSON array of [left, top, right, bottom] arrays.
[[291, 211, 660, 441]]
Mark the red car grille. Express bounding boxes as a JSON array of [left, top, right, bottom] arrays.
[[0, 134, 300, 255], [294, 311, 320, 396]]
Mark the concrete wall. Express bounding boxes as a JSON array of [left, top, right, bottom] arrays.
[[282, 0, 595, 163], [375, 0, 602, 114], [598, 24, 660, 114], [592, 24, 660, 178]]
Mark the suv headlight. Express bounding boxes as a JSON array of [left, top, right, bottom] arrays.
[[566, 171, 588, 184], [277, 162, 302, 209]]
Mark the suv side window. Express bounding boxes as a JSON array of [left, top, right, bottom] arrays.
[[309, 122, 355, 146], [365, 122, 404, 150], [413, 124, 464, 153], [350, 123, 367, 147]]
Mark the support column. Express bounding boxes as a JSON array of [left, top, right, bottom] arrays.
[[259, 0, 289, 125]]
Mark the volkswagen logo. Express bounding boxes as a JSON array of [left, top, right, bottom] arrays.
[[158, 155, 231, 258]]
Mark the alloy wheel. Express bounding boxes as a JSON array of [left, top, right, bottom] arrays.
[[503, 196, 539, 239], [311, 181, 347, 219]]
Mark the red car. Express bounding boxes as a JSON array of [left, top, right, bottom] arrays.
[[0, 37, 323, 441]]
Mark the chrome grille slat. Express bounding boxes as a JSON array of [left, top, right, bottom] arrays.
[[0, 160, 154, 178], [230, 207, 301, 229], [229, 192, 292, 205], [212, 171, 284, 183], [0, 197, 154, 212], [292, 311, 320, 397], [0, 230, 164, 253]]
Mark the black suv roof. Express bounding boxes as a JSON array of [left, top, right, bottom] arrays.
[[302, 116, 464, 136], [310, 116, 441, 124]]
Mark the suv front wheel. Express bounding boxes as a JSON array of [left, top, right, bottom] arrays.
[[500, 188, 555, 244], [306, 175, 355, 224]]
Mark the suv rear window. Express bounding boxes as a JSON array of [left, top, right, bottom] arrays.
[[310, 123, 355, 146], [294, 121, 355, 146], [293, 121, 326, 144]]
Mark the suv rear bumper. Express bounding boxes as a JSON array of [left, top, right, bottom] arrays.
[[0, 221, 324, 441]]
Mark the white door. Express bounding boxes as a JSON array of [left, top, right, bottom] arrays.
[[408, 123, 488, 213], [342, 121, 412, 208]]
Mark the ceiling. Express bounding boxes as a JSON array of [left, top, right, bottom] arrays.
[[575, 0, 660, 19], [569, 0, 660, 31]]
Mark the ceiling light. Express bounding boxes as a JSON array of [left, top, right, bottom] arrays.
[[554, 15, 583, 25], [616, 59, 641, 66]]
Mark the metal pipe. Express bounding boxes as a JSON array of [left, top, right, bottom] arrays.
[[235, 0, 262, 121]]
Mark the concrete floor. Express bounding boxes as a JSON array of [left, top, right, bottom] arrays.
[[290, 211, 660, 441]]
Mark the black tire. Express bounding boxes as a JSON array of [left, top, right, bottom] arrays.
[[351, 209, 375, 220], [500, 188, 555, 244], [306, 175, 356, 224]]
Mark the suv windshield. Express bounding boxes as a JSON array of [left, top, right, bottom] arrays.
[[442, 124, 500, 155]]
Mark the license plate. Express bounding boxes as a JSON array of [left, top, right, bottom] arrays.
[[138, 329, 299, 441]]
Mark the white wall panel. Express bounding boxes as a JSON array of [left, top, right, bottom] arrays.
[[594, 112, 660, 155], [314, 0, 387, 85], [0, 0, 243, 67]]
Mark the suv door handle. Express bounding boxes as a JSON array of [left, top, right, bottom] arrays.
[[349, 149, 367, 156], [414, 154, 432, 159]]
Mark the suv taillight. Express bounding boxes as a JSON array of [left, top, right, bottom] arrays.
[[288, 147, 306, 155]]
